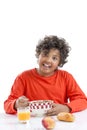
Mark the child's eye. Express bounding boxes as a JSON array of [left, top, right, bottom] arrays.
[[53, 57, 58, 60]]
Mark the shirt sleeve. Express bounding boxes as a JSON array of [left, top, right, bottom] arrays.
[[4, 75, 26, 114], [64, 73, 87, 112]]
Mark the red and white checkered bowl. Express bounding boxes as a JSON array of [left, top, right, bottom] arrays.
[[28, 100, 53, 117]]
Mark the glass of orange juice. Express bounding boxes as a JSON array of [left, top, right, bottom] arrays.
[[17, 107, 30, 123]]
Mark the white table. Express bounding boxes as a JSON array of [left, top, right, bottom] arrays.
[[0, 109, 87, 130]]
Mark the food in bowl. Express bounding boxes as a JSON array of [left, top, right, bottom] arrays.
[[28, 100, 53, 117]]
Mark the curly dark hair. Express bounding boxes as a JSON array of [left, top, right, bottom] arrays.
[[35, 35, 71, 67]]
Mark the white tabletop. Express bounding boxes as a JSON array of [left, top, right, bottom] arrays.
[[0, 109, 87, 130]]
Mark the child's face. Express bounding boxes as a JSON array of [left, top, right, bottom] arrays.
[[37, 49, 60, 77]]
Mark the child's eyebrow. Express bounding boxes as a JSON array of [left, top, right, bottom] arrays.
[[53, 55, 60, 58], [53, 53, 60, 57]]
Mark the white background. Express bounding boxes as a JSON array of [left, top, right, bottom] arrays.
[[0, 0, 87, 111]]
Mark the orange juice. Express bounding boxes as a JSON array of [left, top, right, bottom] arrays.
[[17, 107, 30, 123], [18, 111, 30, 121]]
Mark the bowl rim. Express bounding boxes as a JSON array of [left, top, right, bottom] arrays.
[[29, 100, 53, 104]]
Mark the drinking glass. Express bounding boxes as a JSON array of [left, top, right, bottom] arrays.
[[17, 107, 30, 123]]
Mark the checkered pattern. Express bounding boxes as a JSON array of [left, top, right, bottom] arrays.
[[29, 100, 53, 112]]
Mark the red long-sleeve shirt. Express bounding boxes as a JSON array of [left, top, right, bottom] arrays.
[[4, 68, 87, 114]]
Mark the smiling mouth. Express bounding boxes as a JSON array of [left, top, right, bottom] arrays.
[[43, 63, 51, 69]]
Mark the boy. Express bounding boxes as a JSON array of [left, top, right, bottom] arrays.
[[4, 35, 87, 115]]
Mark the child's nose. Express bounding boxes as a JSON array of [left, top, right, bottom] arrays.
[[46, 57, 52, 62]]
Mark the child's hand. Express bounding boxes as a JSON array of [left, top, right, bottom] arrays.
[[46, 103, 71, 116], [14, 96, 29, 110]]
